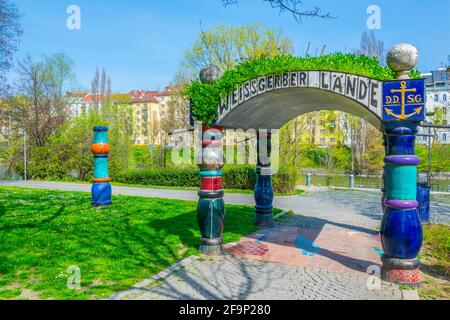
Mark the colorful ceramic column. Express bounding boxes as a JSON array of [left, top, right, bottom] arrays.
[[381, 133, 388, 214], [380, 44, 425, 287], [381, 124, 422, 286], [91, 126, 112, 207], [197, 126, 225, 255], [254, 130, 274, 227]]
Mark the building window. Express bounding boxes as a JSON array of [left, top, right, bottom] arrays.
[[434, 94, 439, 102], [443, 94, 447, 102], [443, 134, 447, 142], [330, 120, 336, 128], [330, 138, 336, 143], [330, 128, 336, 134], [320, 129, 326, 134], [320, 138, 326, 144]]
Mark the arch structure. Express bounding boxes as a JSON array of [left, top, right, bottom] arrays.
[[193, 45, 426, 288], [217, 71, 383, 130]]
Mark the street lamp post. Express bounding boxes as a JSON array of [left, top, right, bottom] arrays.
[[428, 125, 432, 185], [23, 128, 27, 181], [425, 111, 435, 186]]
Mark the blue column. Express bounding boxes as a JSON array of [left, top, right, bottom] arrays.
[[91, 126, 112, 207], [381, 123, 423, 286], [254, 130, 274, 227]]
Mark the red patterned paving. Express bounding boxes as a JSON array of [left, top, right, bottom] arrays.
[[226, 241, 269, 256], [224, 225, 385, 276]]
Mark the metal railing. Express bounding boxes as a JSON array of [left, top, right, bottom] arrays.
[[301, 173, 450, 192]]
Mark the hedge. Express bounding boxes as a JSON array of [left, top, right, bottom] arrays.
[[115, 167, 199, 188], [115, 165, 298, 194]]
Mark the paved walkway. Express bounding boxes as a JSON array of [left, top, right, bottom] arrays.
[[110, 255, 404, 300], [0, 180, 434, 300], [2, 181, 447, 225]]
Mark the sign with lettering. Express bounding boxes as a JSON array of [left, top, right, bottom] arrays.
[[217, 71, 383, 122], [382, 79, 425, 121]]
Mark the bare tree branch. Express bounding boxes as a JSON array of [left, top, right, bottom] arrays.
[[222, 0, 335, 22]]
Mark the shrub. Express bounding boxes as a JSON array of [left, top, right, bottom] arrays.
[[116, 165, 298, 193], [272, 167, 298, 194], [223, 165, 256, 190], [115, 166, 199, 188], [417, 144, 450, 173]]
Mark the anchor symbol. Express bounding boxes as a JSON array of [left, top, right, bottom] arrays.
[[384, 81, 422, 120]]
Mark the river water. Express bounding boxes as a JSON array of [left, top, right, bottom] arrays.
[[298, 174, 450, 193]]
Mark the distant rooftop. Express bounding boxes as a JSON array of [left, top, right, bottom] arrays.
[[421, 67, 450, 88], [129, 90, 159, 103], [66, 86, 186, 104], [156, 85, 183, 97], [67, 92, 89, 98]]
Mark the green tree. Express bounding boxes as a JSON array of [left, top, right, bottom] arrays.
[[343, 31, 386, 174], [1, 54, 134, 180], [181, 23, 293, 77], [0, 0, 22, 96], [7, 54, 76, 147]]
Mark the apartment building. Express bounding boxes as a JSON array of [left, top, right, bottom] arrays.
[[129, 90, 162, 146], [66, 92, 89, 116], [65, 85, 190, 146], [418, 67, 450, 144]]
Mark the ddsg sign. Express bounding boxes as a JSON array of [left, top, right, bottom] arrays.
[[217, 71, 383, 121], [382, 79, 425, 121]]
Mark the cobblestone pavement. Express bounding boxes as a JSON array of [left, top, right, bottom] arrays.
[[110, 255, 404, 300], [111, 213, 406, 300]]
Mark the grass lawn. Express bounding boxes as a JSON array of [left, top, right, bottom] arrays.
[[0, 187, 273, 300], [419, 224, 450, 300]]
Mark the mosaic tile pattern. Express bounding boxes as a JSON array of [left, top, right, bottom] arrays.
[[225, 225, 384, 276], [384, 269, 422, 285], [226, 241, 269, 256]]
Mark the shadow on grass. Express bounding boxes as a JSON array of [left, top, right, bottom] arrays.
[[0, 187, 257, 299]]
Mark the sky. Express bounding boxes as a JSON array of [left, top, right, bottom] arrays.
[[8, 0, 450, 92]]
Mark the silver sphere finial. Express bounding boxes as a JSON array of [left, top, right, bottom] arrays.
[[387, 44, 419, 79], [199, 65, 222, 84]]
